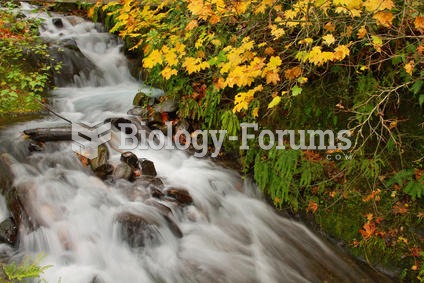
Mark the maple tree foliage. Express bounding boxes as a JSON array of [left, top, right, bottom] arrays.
[[90, 0, 424, 280]]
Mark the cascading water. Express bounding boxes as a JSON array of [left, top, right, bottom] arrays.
[[0, 3, 391, 283]]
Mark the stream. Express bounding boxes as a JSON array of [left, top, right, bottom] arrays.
[[0, 3, 392, 283]]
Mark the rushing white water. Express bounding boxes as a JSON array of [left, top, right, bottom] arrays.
[[0, 4, 389, 283]]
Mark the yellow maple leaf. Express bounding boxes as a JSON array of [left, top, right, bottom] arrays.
[[373, 11, 393, 27], [162, 47, 179, 67], [307, 47, 334, 66], [333, 0, 362, 10], [333, 44, 350, 61], [415, 16, 424, 33], [161, 67, 178, 80], [267, 56, 282, 70], [404, 61, 414, 76], [233, 85, 263, 113], [270, 24, 286, 40], [143, 49, 163, 69], [298, 38, 314, 45], [363, 0, 394, 12], [371, 35, 383, 52], [252, 107, 259, 118], [268, 96, 281, 109], [182, 57, 210, 74], [357, 26, 367, 39], [322, 34, 336, 46]]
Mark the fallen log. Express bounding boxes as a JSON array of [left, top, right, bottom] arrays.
[[23, 125, 72, 142]]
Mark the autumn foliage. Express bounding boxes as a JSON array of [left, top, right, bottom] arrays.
[[90, 0, 424, 280]]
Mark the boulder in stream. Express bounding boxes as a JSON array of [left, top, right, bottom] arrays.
[[116, 212, 159, 248], [112, 163, 134, 182], [164, 188, 193, 205], [139, 159, 157, 177], [0, 217, 18, 245]]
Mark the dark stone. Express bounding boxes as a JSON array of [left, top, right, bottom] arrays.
[[144, 199, 172, 216], [93, 164, 114, 180], [127, 107, 149, 118], [140, 159, 157, 177], [165, 188, 193, 205], [147, 112, 164, 130], [163, 215, 183, 238], [58, 38, 80, 52], [116, 212, 159, 248], [109, 118, 135, 135], [28, 142, 44, 152], [121, 152, 139, 169], [153, 98, 177, 113], [52, 18, 64, 28], [133, 92, 147, 106], [0, 218, 18, 245], [113, 163, 133, 181], [151, 187, 164, 199], [48, 44, 98, 87]]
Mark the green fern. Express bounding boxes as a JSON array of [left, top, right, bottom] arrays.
[[3, 255, 51, 282]]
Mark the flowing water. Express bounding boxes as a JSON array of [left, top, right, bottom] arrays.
[[0, 3, 391, 283]]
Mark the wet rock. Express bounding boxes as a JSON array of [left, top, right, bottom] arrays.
[[90, 144, 109, 171], [0, 218, 18, 245], [127, 107, 149, 118], [163, 214, 183, 238], [121, 152, 139, 169], [58, 38, 79, 52], [116, 212, 159, 248], [133, 91, 155, 107], [28, 141, 44, 153], [52, 18, 64, 28], [134, 176, 164, 189], [93, 164, 114, 180], [48, 44, 98, 87], [139, 159, 157, 177], [143, 200, 183, 238], [151, 187, 164, 199], [153, 98, 177, 113], [147, 112, 163, 130], [108, 117, 138, 136], [165, 188, 193, 205], [66, 16, 83, 26], [113, 163, 133, 181]]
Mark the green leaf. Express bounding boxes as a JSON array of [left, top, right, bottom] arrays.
[[268, 96, 281, 108], [291, 85, 303, 97], [419, 94, 424, 107], [411, 80, 423, 95]]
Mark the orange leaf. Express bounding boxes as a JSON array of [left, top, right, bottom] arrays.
[[324, 21, 336, 32], [360, 222, 376, 240], [357, 26, 367, 39], [373, 11, 393, 27], [415, 16, 424, 33], [306, 201, 318, 214], [284, 66, 302, 80]]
